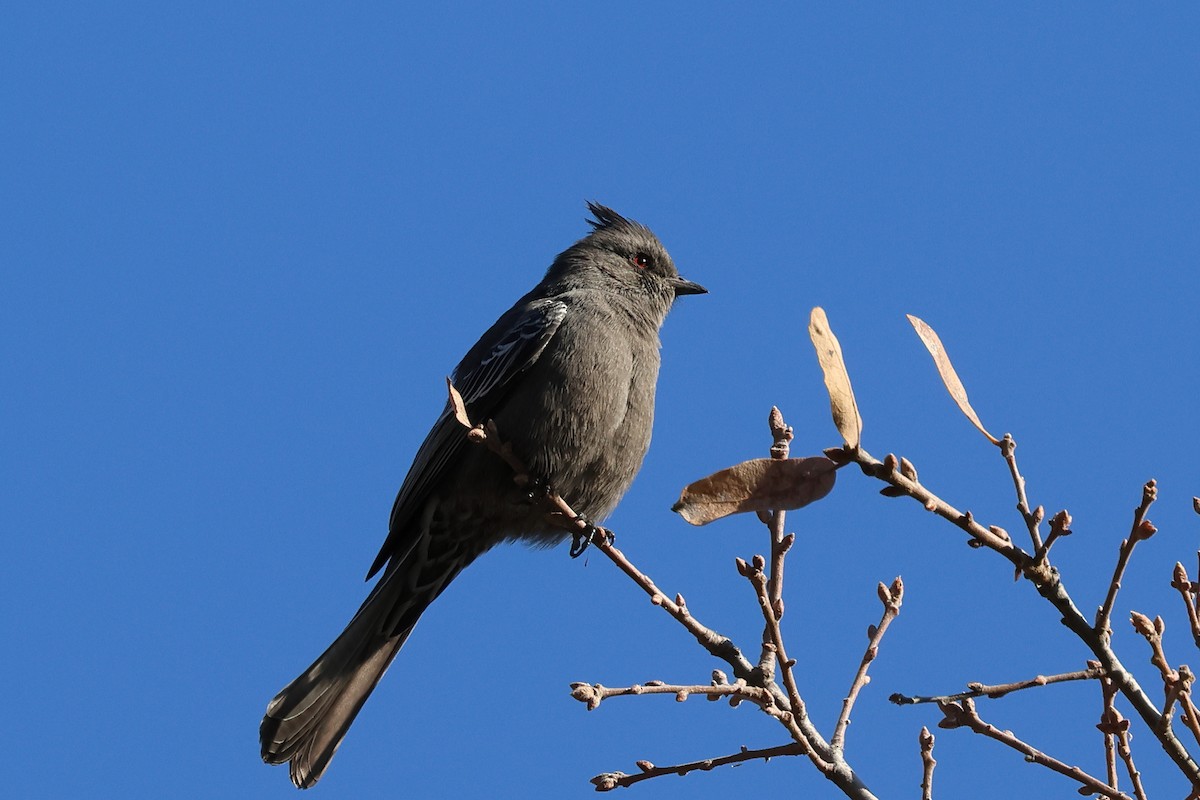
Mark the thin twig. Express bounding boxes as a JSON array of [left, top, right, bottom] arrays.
[[569, 678, 776, 710], [1171, 561, 1200, 650], [919, 727, 936, 800], [832, 578, 903, 752], [740, 556, 820, 757], [1000, 434, 1044, 553], [938, 698, 1133, 800], [1131, 611, 1181, 730], [890, 665, 1104, 705], [1097, 667, 1147, 800], [1034, 509, 1073, 567], [1177, 667, 1200, 750], [589, 743, 806, 791], [1096, 481, 1159, 640], [840, 446, 1026, 566], [765, 406, 794, 614]]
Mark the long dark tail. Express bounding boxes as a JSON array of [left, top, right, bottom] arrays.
[[260, 546, 471, 788]]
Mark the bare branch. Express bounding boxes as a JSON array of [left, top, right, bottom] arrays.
[[848, 442, 1200, 783], [1000, 434, 1044, 553], [1172, 561, 1200, 650], [568, 677, 786, 719], [1034, 509, 1073, 566], [919, 727, 936, 800], [938, 698, 1133, 800], [1098, 668, 1147, 800], [891, 665, 1104, 706], [740, 556, 813, 750], [1097, 481, 1159, 639], [590, 743, 806, 792], [832, 577, 903, 752], [844, 446, 1026, 564]]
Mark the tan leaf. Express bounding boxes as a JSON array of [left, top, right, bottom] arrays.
[[808, 307, 862, 448], [672, 456, 837, 526], [906, 315, 999, 445], [445, 377, 473, 428]]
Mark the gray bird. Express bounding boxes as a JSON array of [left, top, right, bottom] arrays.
[[260, 203, 706, 788]]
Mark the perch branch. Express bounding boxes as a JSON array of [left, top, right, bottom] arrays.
[[448, 385, 878, 798]]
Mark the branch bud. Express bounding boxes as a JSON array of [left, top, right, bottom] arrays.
[[1130, 611, 1157, 637], [570, 682, 602, 710], [1173, 562, 1190, 590], [1049, 511, 1072, 536], [590, 773, 622, 791]]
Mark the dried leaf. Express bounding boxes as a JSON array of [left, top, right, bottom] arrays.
[[445, 377, 472, 428], [672, 456, 837, 526], [808, 307, 862, 448], [906, 315, 999, 445]]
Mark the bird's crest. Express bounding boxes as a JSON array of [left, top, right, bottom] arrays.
[[585, 201, 643, 234]]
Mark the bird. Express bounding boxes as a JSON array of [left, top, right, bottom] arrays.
[[259, 202, 706, 788]]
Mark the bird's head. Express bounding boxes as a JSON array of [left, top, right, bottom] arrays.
[[543, 202, 706, 322]]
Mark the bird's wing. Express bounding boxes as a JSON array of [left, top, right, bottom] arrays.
[[365, 298, 568, 579]]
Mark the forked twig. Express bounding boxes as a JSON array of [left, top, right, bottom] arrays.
[[832, 578, 903, 752], [1100, 670, 1147, 800], [1097, 481, 1159, 639], [938, 698, 1132, 800]]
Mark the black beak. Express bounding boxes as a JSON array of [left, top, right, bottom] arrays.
[[672, 277, 708, 297]]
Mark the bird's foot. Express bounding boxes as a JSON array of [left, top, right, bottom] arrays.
[[569, 518, 614, 558], [522, 475, 553, 504]]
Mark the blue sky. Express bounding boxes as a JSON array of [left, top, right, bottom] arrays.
[[4, 4, 1199, 798]]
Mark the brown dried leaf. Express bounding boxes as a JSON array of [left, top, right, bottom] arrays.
[[906, 315, 1000, 445], [808, 307, 862, 448], [445, 377, 473, 428], [672, 456, 837, 526]]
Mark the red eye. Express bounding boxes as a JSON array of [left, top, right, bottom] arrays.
[[631, 254, 650, 269]]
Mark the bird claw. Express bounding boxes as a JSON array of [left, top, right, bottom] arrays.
[[523, 475, 552, 504], [569, 519, 613, 558]]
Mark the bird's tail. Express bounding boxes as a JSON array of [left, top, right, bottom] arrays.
[[260, 553, 469, 788]]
